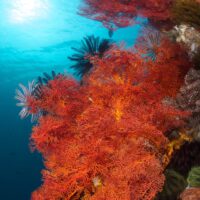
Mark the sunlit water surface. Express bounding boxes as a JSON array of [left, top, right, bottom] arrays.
[[0, 0, 141, 199]]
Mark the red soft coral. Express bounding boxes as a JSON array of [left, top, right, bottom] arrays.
[[30, 38, 191, 200], [79, 0, 173, 30]]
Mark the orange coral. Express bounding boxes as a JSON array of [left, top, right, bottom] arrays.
[[29, 39, 190, 200]]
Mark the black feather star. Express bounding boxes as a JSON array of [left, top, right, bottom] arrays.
[[37, 70, 58, 86], [68, 35, 112, 77], [33, 70, 61, 99]]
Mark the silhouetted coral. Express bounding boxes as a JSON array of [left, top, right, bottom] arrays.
[[68, 35, 112, 77]]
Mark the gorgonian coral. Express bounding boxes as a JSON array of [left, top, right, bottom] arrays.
[[68, 35, 112, 77], [26, 37, 192, 200], [79, 0, 173, 30]]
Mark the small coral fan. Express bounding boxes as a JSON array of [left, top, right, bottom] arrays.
[[27, 36, 191, 200], [79, 0, 173, 30], [68, 35, 112, 77]]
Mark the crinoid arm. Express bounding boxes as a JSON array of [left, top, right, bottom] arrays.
[[15, 80, 39, 122], [68, 35, 112, 77]]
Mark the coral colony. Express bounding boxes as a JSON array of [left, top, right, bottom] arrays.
[[15, 0, 200, 199]]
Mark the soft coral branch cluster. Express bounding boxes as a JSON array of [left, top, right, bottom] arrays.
[[79, 0, 173, 30], [28, 38, 190, 199], [79, 0, 200, 32]]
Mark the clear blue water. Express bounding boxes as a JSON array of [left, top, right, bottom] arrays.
[[0, 0, 141, 199]]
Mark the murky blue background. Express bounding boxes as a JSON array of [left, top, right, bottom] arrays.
[[0, 0, 141, 199]]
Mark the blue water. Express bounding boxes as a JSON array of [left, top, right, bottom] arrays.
[[0, 0, 141, 199]]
